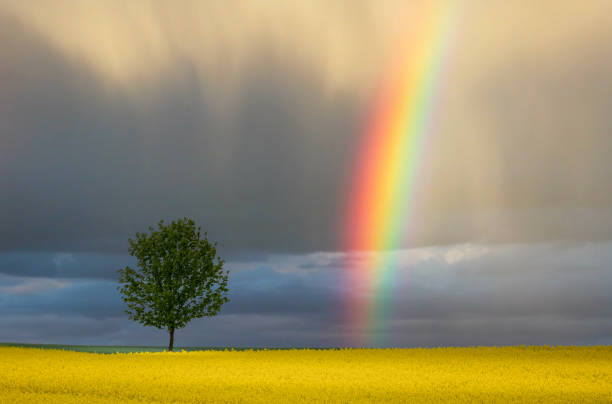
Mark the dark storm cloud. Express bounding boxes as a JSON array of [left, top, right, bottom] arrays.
[[0, 264, 343, 322], [0, 279, 123, 319], [0, 13, 359, 254], [0, 252, 132, 279], [1, 2, 612, 348], [223, 266, 342, 320], [1, 243, 611, 347], [2, 7, 612, 257]]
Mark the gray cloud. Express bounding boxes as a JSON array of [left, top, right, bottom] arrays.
[[0, 13, 359, 254], [0, 279, 123, 319], [1, 243, 610, 347], [0, 252, 132, 279], [1, 5, 612, 256], [1, 3, 612, 347]]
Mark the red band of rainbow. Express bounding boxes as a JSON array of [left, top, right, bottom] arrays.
[[343, 2, 456, 346]]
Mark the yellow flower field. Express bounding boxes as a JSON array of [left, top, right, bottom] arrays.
[[1, 346, 611, 403]]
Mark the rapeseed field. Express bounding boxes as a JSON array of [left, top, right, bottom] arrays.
[[1, 346, 610, 403]]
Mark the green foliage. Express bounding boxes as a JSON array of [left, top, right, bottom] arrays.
[[117, 218, 229, 340]]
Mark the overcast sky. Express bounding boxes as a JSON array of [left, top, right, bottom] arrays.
[[1, 0, 611, 347]]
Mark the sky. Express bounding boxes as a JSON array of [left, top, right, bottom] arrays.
[[1, 0, 611, 347]]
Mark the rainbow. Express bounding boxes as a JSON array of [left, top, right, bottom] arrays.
[[343, 2, 455, 346]]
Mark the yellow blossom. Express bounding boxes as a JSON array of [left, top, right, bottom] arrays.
[[1, 346, 610, 403]]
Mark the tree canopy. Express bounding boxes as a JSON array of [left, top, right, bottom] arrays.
[[117, 218, 229, 351]]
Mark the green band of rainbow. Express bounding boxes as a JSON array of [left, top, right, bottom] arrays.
[[343, 2, 455, 346]]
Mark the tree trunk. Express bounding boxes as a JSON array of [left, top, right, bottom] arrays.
[[168, 328, 175, 352]]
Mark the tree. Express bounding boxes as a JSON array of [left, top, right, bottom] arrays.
[[117, 218, 229, 351]]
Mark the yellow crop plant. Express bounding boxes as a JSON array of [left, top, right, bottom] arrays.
[[1, 346, 610, 403]]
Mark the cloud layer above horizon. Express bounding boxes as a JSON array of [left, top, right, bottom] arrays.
[[1, 0, 611, 346], [2, 242, 611, 347]]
